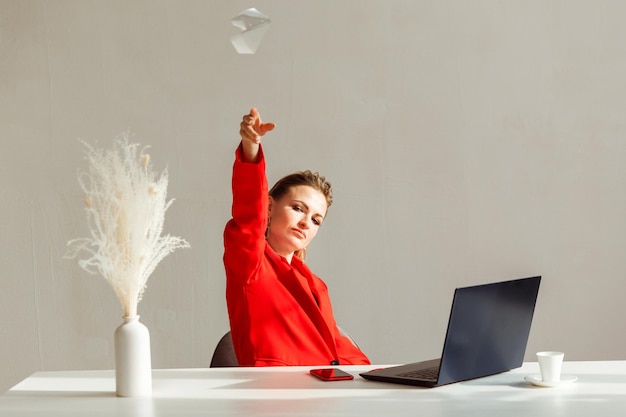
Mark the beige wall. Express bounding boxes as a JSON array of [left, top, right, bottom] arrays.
[[2, 0, 626, 392]]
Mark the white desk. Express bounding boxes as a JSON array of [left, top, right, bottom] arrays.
[[1, 361, 625, 416]]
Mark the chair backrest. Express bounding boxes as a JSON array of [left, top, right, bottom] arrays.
[[210, 331, 239, 367]]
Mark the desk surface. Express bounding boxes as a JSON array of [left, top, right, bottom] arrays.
[[1, 361, 625, 417]]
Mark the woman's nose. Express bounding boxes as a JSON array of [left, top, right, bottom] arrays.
[[298, 217, 309, 228]]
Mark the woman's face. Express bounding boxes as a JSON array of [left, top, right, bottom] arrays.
[[267, 185, 328, 262]]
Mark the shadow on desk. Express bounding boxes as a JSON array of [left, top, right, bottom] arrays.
[[461, 372, 626, 389], [7, 390, 113, 398]]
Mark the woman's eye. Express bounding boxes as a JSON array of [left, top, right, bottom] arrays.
[[312, 218, 322, 226], [292, 205, 303, 212]]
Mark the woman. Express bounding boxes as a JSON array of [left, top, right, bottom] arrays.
[[223, 108, 370, 366]]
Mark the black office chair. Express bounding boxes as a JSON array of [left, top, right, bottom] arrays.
[[209, 328, 360, 368], [210, 331, 239, 367]]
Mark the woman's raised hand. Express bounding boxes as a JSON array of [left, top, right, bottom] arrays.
[[240, 107, 275, 144], [240, 107, 275, 163]]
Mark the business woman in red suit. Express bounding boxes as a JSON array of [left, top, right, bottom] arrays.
[[223, 108, 370, 366]]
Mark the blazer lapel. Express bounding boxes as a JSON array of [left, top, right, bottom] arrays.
[[265, 245, 339, 359]]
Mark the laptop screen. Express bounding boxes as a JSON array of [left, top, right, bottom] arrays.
[[437, 276, 541, 385]]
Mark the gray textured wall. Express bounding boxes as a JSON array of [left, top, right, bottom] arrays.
[[2, 0, 625, 393]]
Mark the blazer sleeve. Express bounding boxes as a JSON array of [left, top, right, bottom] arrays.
[[223, 144, 269, 285]]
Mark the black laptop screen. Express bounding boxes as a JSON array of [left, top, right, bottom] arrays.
[[437, 276, 541, 385]]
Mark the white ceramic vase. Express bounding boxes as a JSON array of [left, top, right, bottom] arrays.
[[114, 316, 152, 397]]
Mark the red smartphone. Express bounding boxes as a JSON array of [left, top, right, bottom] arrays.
[[310, 368, 354, 381]]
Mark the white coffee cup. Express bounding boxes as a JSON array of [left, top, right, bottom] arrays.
[[537, 351, 564, 383]]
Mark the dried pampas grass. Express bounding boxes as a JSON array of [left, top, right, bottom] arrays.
[[66, 132, 190, 318]]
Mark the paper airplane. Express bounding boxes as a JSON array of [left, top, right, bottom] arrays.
[[230, 8, 271, 54]]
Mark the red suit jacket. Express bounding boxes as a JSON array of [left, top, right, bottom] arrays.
[[223, 145, 370, 366]]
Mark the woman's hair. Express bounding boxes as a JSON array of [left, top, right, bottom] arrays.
[[268, 170, 332, 261]]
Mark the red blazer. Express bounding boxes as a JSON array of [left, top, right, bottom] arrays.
[[223, 145, 370, 366]]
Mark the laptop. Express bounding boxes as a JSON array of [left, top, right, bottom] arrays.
[[360, 275, 541, 387]]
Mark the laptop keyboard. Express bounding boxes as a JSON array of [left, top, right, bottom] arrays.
[[398, 366, 439, 381]]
